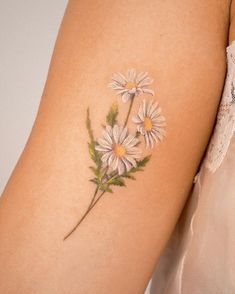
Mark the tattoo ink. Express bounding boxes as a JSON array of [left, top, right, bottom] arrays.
[[63, 69, 166, 240]]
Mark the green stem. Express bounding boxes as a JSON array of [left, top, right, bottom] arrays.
[[87, 165, 109, 210], [63, 186, 99, 241], [87, 185, 99, 210], [64, 93, 136, 241], [124, 94, 135, 127], [63, 166, 110, 241], [63, 189, 106, 241], [106, 172, 119, 184], [88, 167, 107, 208]]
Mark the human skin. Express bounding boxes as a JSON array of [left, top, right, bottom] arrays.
[[0, 0, 232, 293]]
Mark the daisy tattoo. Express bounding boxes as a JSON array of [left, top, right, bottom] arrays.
[[63, 69, 166, 240]]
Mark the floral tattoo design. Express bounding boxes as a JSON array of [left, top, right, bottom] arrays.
[[63, 69, 166, 240]]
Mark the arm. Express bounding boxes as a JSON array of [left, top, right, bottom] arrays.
[[0, 0, 230, 293]]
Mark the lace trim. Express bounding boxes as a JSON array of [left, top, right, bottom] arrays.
[[204, 41, 235, 173]]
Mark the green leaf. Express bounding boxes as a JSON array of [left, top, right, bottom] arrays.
[[108, 177, 126, 187], [100, 184, 113, 193], [88, 141, 102, 167], [90, 178, 100, 185], [86, 108, 94, 142], [128, 155, 151, 172], [121, 155, 152, 177], [98, 167, 108, 180], [122, 173, 136, 180], [88, 142, 95, 160], [86, 108, 102, 166], [136, 155, 151, 168], [106, 103, 118, 127], [89, 166, 100, 177]]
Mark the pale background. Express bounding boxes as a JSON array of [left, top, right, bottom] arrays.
[[0, 1, 152, 292], [0, 0, 67, 193]]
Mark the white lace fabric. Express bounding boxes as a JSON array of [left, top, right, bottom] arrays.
[[149, 41, 235, 294], [205, 40, 235, 172]]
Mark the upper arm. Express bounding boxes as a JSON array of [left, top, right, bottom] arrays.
[[0, 1, 231, 293]]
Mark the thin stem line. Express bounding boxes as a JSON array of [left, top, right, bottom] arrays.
[[63, 190, 106, 241], [88, 166, 108, 209], [87, 185, 99, 210], [124, 94, 135, 127], [64, 92, 136, 240], [63, 186, 99, 241], [90, 190, 105, 210]]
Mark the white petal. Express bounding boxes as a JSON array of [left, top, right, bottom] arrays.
[[123, 134, 135, 146], [138, 76, 153, 86], [150, 109, 162, 119], [118, 160, 125, 175], [108, 152, 116, 166], [142, 99, 147, 117], [148, 100, 158, 115], [112, 73, 126, 85], [101, 151, 113, 163], [142, 88, 154, 95], [156, 115, 166, 122], [145, 133, 150, 148], [133, 153, 142, 159], [106, 125, 113, 137], [146, 100, 153, 117], [126, 138, 139, 147], [95, 145, 111, 152], [111, 156, 120, 171], [137, 125, 145, 134], [156, 133, 164, 141], [112, 86, 126, 92], [136, 72, 148, 83], [108, 82, 122, 89], [150, 131, 158, 142], [122, 157, 132, 171], [156, 130, 166, 140], [132, 115, 142, 124], [103, 129, 113, 144], [127, 68, 136, 81], [119, 126, 128, 143], [113, 125, 120, 143], [127, 146, 142, 156], [138, 103, 145, 120], [153, 104, 162, 114], [117, 89, 129, 95], [125, 155, 137, 168], [122, 92, 131, 103], [152, 121, 166, 128], [117, 72, 128, 84], [97, 138, 112, 149], [135, 88, 143, 96], [152, 127, 166, 136], [148, 134, 154, 148], [154, 129, 165, 140]]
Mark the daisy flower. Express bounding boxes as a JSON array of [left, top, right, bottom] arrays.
[[95, 125, 141, 175], [108, 69, 154, 103], [132, 100, 166, 148]]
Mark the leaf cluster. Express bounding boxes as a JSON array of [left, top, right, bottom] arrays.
[[99, 155, 151, 193], [86, 108, 103, 184]]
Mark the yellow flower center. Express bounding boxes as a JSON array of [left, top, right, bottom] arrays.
[[144, 117, 153, 131], [125, 82, 137, 89], [114, 144, 126, 157]]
